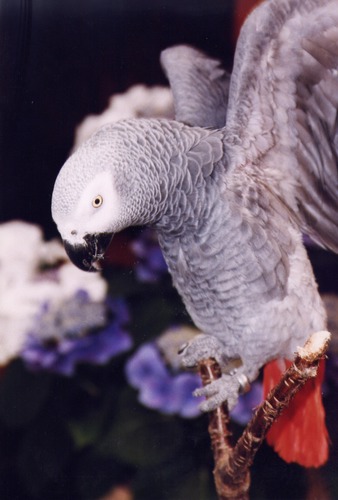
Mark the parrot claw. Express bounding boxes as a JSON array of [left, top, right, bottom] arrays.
[[179, 333, 252, 411], [179, 333, 231, 369], [194, 370, 250, 412]]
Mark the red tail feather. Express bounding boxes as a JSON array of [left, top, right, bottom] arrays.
[[263, 359, 329, 467]]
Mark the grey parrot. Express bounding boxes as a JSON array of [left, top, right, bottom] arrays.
[[52, 0, 338, 466]]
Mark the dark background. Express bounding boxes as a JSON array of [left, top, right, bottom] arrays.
[[0, 0, 235, 237]]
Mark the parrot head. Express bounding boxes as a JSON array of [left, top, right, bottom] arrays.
[[51, 126, 129, 272], [51, 120, 166, 272], [52, 166, 119, 271]]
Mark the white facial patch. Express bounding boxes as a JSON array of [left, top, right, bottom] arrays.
[[57, 171, 121, 244]]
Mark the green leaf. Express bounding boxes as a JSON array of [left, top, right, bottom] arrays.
[[68, 407, 106, 449], [0, 360, 51, 428], [96, 389, 185, 467]]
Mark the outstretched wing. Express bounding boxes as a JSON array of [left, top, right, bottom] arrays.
[[226, 0, 338, 252], [160, 45, 230, 128]]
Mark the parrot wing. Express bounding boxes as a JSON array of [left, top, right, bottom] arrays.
[[160, 45, 230, 128], [225, 0, 338, 253]]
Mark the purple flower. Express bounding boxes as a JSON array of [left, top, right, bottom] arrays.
[[230, 382, 263, 426], [131, 229, 167, 283], [126, 342, 264, 422], [125, 343, 202, 418], [125, 343, 168, 386], [21, 293, 132, 376], [172, 373, 203, 418]]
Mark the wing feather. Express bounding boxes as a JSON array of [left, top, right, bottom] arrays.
[[160, 45, 230, 128], [226, 0, 338, 251]]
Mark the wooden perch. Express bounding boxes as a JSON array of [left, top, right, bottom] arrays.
[[198, 331, 331, 500]]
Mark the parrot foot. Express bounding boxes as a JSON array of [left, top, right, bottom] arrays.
[[179, 333, 252, 411], [179, 333, 233, 370], [194, 369, 250, 412]]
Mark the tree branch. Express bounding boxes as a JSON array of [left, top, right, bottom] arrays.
[[198, 331, 331, 500]]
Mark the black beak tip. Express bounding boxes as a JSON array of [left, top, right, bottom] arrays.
[[63, 240, 98, 272], [63, 233, 113, 272]]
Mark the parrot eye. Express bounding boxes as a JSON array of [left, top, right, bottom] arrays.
[[92, 195, 103, 208]]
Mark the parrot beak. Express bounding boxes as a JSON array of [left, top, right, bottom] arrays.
[[63, 233, 113, 272]]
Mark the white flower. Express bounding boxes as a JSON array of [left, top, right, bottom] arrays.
[[0, 221, 107, 365]]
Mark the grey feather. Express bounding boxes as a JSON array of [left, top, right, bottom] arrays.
[[225, 0, 338, 251], [160, 45, 230, 128], [52, 0, 337, 412]]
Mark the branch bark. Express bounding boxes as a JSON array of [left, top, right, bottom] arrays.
[[198, 331, 331, 500]]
